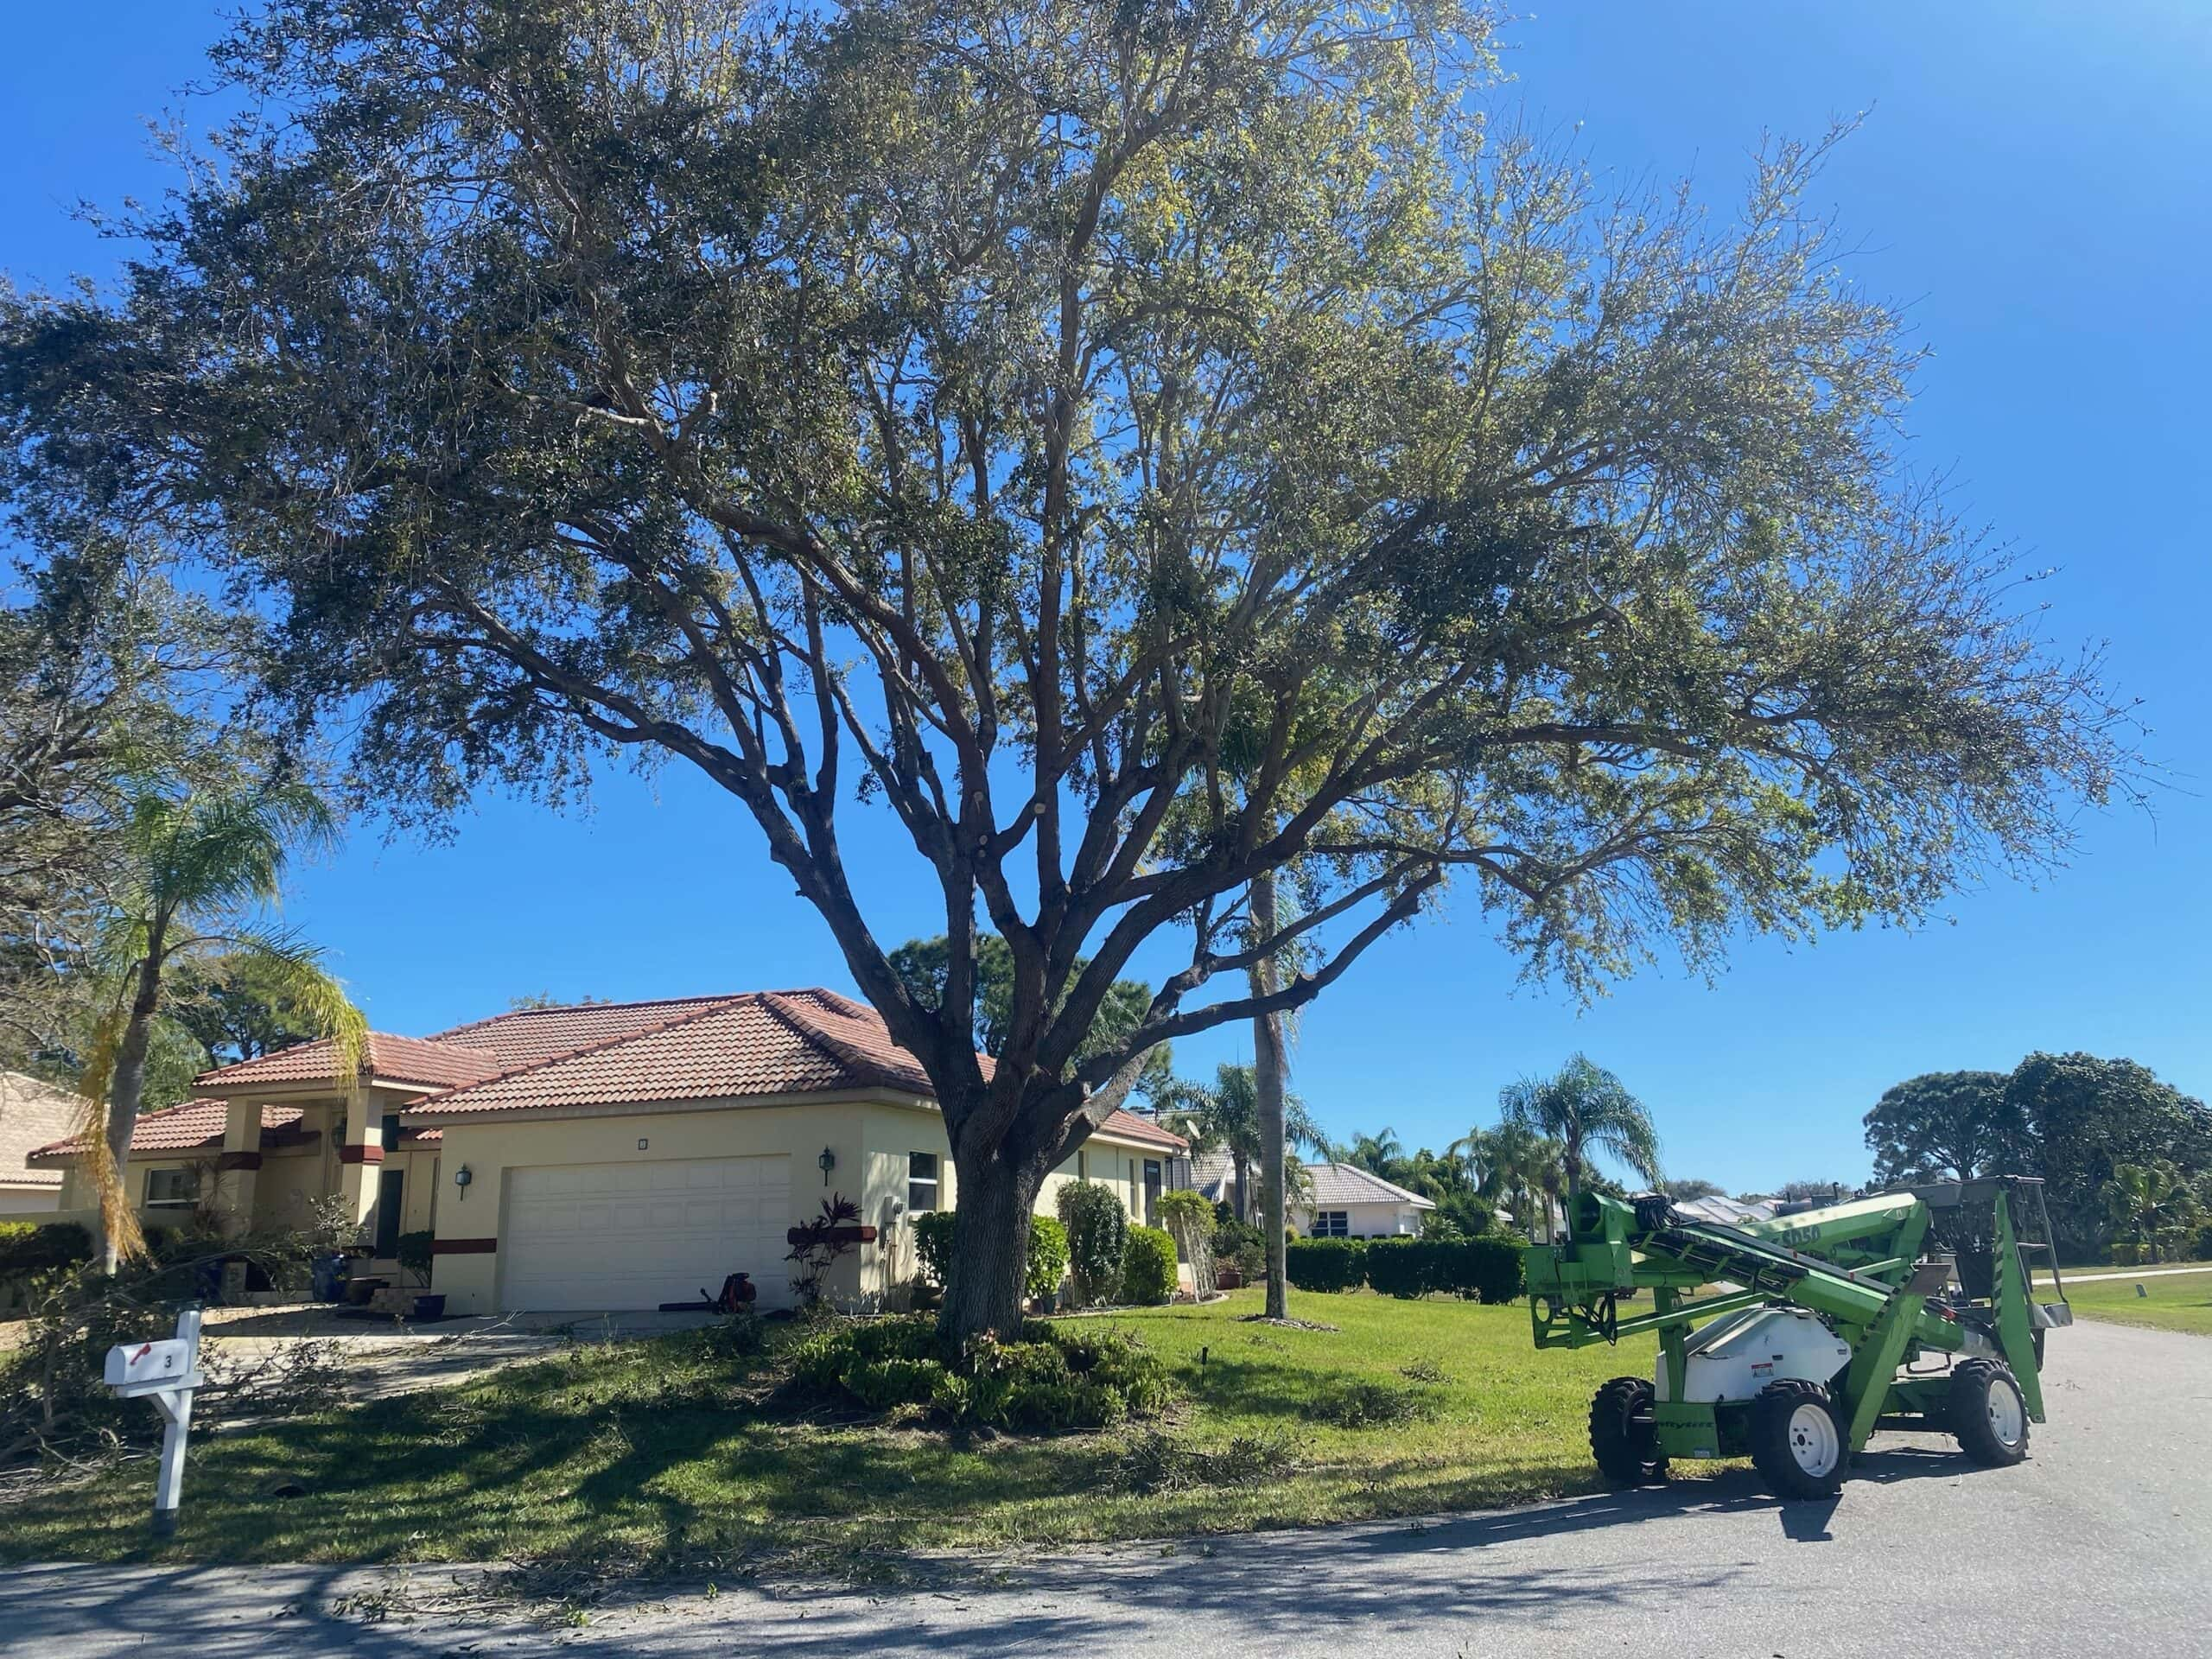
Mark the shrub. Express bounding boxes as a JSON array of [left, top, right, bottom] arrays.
[[1157, 1189, 1213, 1231], [912, 1210, 959, 1286], [785, 1192, 863, 1304], [785, 1313, 1169, 1430], [1057, 1180, 1129, 1306], [912, 1210, 1072, 1305], [396, 1230, 435, 1287], [1026, 1215, 1071, 1302], [1284, 1237, 1366, 1292], [1212, 1216, 1267, 1278], [2109, 1240, 2140, 1267], [1120, 1225, 1179, 1305], [1362, 1238, 1432, 1299], [0, 1220, 92, 1285]]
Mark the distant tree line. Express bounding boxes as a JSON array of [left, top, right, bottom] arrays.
[[1865, 1054, 2212, 1260]]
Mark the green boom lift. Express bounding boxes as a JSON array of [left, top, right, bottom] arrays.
[[1524, 1177, 2072, 1498]]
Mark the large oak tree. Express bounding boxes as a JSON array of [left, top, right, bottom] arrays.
[[0, 0, 2130, 1334]]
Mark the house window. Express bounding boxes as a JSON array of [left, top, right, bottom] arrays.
[[908, 1152, 940, 1212], [144, 1167, 200, 1209], [380, 1114, 402, 1153], [1143, 1160, 1163, 1228], [1312, 1210, 1350, 1238]]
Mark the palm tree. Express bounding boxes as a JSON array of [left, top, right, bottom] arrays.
[[74, 780, 364, 1269], [1449, 1121, 1558, 1234], [1498, 1054, 1663, 1198], [1342, 1127, 1405, 1178], [2101, 1161, 2201, 1264], [1157, 1063, 1328, 1223]]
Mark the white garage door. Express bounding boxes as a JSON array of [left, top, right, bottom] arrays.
[[499, 1155, 791, 1312]]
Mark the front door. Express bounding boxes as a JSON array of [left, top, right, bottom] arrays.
[[375, 1167, 405, 1258]]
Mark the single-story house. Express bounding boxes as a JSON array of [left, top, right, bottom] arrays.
[[29, 988, 1183, 1313], [1192, 1154, 1436, 1238], [1289, 1162, 1434, 1238], [1, 1071, 84, 1215]]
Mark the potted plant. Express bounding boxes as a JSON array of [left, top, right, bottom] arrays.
[[396, 1230, 444, 1319]]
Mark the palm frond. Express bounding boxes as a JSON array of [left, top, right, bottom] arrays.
[[225, 929, 367, 1098]]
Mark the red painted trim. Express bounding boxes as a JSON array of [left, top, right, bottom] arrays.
[[216, 1150, 264, 1172], [786, 1224, 879, 1247], [430, 1236, 498, 1255], [339, 1143, 385, 1165]]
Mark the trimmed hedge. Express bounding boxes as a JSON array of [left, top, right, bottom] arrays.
[[1120, 1224, 1179, 1305], [0, 1220, 92, 1284], [1284, 1236, 1366, 1292], [1282, 1232, 1524, 1301], [1448, 1234, 1526, 1304], [1362, 1238, 1431, 1298]]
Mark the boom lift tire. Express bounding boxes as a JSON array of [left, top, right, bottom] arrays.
[[1748, 1379, 1850, 1499], [1947, 1358, 2031, 1466], [1588, 1376, 1668, 1484]]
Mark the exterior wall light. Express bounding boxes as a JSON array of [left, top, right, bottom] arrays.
[[454, 1164, 474, 1202], [817, 1146, 836, 1185]]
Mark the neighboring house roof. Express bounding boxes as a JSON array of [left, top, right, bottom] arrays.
[[27, 1097, 312, 1166], [193, 1030, 507, 1095], [0, 1071, 86, 1188], [1189, 1152, 1235, 1200], [1296, 1162, 1436, 1210]]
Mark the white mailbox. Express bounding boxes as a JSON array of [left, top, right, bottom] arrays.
[[105, 1305, 205, 1535], [105, 1336, 199, 1395]]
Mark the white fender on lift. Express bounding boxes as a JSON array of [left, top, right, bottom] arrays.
[[1654, 1305, 1853, 1404]]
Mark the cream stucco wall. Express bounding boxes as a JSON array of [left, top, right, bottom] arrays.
[[420, 1093, 1173, 1316], [1291, 1198, 1426, 1238]]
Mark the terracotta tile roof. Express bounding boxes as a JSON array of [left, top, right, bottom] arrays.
[[28, 1098, 307, 1166], [1, 1071, 84, 1187], [1096, 1109, 1188, 1152], [406, 992, 915, 1119], [194, 1032, 506, 1094], [403, 988, 1185, 1153], [423, 995, 749, 1070]]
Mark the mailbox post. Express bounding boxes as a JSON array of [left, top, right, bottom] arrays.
[[105, 1304, 207, 1536]]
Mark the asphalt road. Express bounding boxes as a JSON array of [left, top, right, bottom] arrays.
[[8, 1319, 2206, 1659]]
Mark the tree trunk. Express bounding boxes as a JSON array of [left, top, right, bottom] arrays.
[[98, 943, 167, 1274], [1252, 868, 1288, 1320], [937, 1137, 1044, 1341], [1232, 1149, 1250, 1224]]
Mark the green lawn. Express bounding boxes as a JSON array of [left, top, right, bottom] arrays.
[[0, 1290, 1676, 1570], [2044, 1265, 2212, 1338]]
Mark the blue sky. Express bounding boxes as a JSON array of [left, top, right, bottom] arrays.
[[3, 3, 2207, 1193]]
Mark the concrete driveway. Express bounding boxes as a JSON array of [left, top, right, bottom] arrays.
[[10, 1319, 2208, 1658]]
